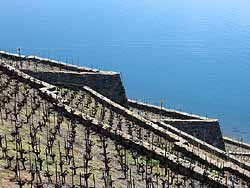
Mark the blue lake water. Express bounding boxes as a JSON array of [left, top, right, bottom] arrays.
[[1, 0, 250, 141]]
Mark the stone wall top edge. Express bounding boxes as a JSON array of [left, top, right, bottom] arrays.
[[158, 121, 223, 152], [128, 99, 215, 121], [0, 50, 119, 75], [224, 136, 250, 150], [0, 60, 56, 90], [0, 50, 27, 59], [22, 69, 120, 76], [162, 118, 219, 123]]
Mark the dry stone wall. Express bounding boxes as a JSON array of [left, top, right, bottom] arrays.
[[163, 119, 225, 150], [128, 99, 205, 120], [224, 137, 250, 150], [0, 51, 127, 105], [22, 70, 127, 105], [0, 50, 96, 72], [128, 99, 225, 150]]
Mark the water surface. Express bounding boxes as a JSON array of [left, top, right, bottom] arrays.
[[1, 0, 250, 141]]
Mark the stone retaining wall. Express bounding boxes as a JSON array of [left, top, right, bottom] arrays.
[[0, 51, 127, 105], [224, 137, 250, 150], [128, 99, 224, 149], [22, 70, 127, 105], [163, 119, 224, 149], [128, 99, 209, 120], [0, 50, 96, 72]]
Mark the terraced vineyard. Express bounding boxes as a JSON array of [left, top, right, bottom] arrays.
[[0, 64, 211, 188], [0, 56, 250, 187], [56, 87, 250, 188]]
